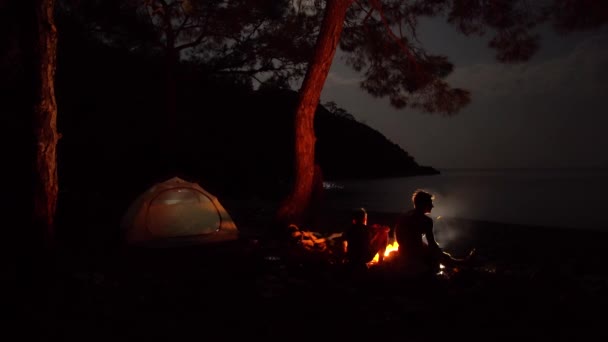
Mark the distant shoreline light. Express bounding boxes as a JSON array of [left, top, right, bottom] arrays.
[[322, 182, 344, 190]]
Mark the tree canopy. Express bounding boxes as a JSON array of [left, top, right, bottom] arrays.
[[58, 0, 321, 87]]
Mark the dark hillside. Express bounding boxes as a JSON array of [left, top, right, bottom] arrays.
[[314, 100, 438, 180], [53, 31, 437, 201]]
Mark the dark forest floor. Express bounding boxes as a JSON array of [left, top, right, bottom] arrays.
[[10, 206, 608, 341]]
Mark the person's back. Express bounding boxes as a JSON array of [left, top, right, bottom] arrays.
[[395, 209, 433, 259], [343, 208, 390, 269], [344, 221, 371, 265]]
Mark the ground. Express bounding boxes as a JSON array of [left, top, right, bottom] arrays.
[[11, 210, 608, 341]]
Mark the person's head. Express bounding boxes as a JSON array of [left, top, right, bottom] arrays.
[[412, 190, 434, 214], [352, 207, 368, 225]]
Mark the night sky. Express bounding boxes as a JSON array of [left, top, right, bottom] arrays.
[[323, 19, 608, 169]]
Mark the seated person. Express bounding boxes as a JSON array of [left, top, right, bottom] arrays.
[[394, 190, 472, 275], [343, 208, 389, 269]]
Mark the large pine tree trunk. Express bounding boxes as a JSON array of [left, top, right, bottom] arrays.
[[32, 0, 59, 247], [276, 0, 353, 226]]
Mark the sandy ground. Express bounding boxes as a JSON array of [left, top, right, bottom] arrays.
[[11, 204, 608, 341]]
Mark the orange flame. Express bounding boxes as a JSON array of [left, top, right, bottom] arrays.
[[370, 240, 399, 264]]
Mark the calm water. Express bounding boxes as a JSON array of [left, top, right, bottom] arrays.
[[323, 168, 608, 231]]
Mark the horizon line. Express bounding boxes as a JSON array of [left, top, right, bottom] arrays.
[[436, 166, 608, 171]]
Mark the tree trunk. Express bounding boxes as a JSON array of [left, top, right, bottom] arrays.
[[164, 45, 179, 170], [276, 0, 353, 226], [32, 0, 59, 247]]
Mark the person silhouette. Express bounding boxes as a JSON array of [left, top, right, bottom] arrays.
[[342, 208, 389, 271], [394, 190, 472, 276]]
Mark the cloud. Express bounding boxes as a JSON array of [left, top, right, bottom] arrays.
[[448, 32, 608, 99], [325, 71, 362, 87]]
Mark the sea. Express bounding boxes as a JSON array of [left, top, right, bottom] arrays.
[[322, 168, 608, 231]]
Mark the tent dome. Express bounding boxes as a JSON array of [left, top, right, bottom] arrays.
[[121, 177, 238, 247]]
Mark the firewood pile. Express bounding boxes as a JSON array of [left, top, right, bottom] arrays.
[[287, 224, 345, 259]]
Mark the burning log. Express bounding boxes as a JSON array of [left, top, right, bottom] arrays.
[[366, 224, 398, 266]]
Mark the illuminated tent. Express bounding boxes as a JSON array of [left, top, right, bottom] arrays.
[[121, 177, 238, 247]]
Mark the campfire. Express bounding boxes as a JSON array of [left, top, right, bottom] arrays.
[[369, 240, 400, 265], [368, 241, 447, 275]]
